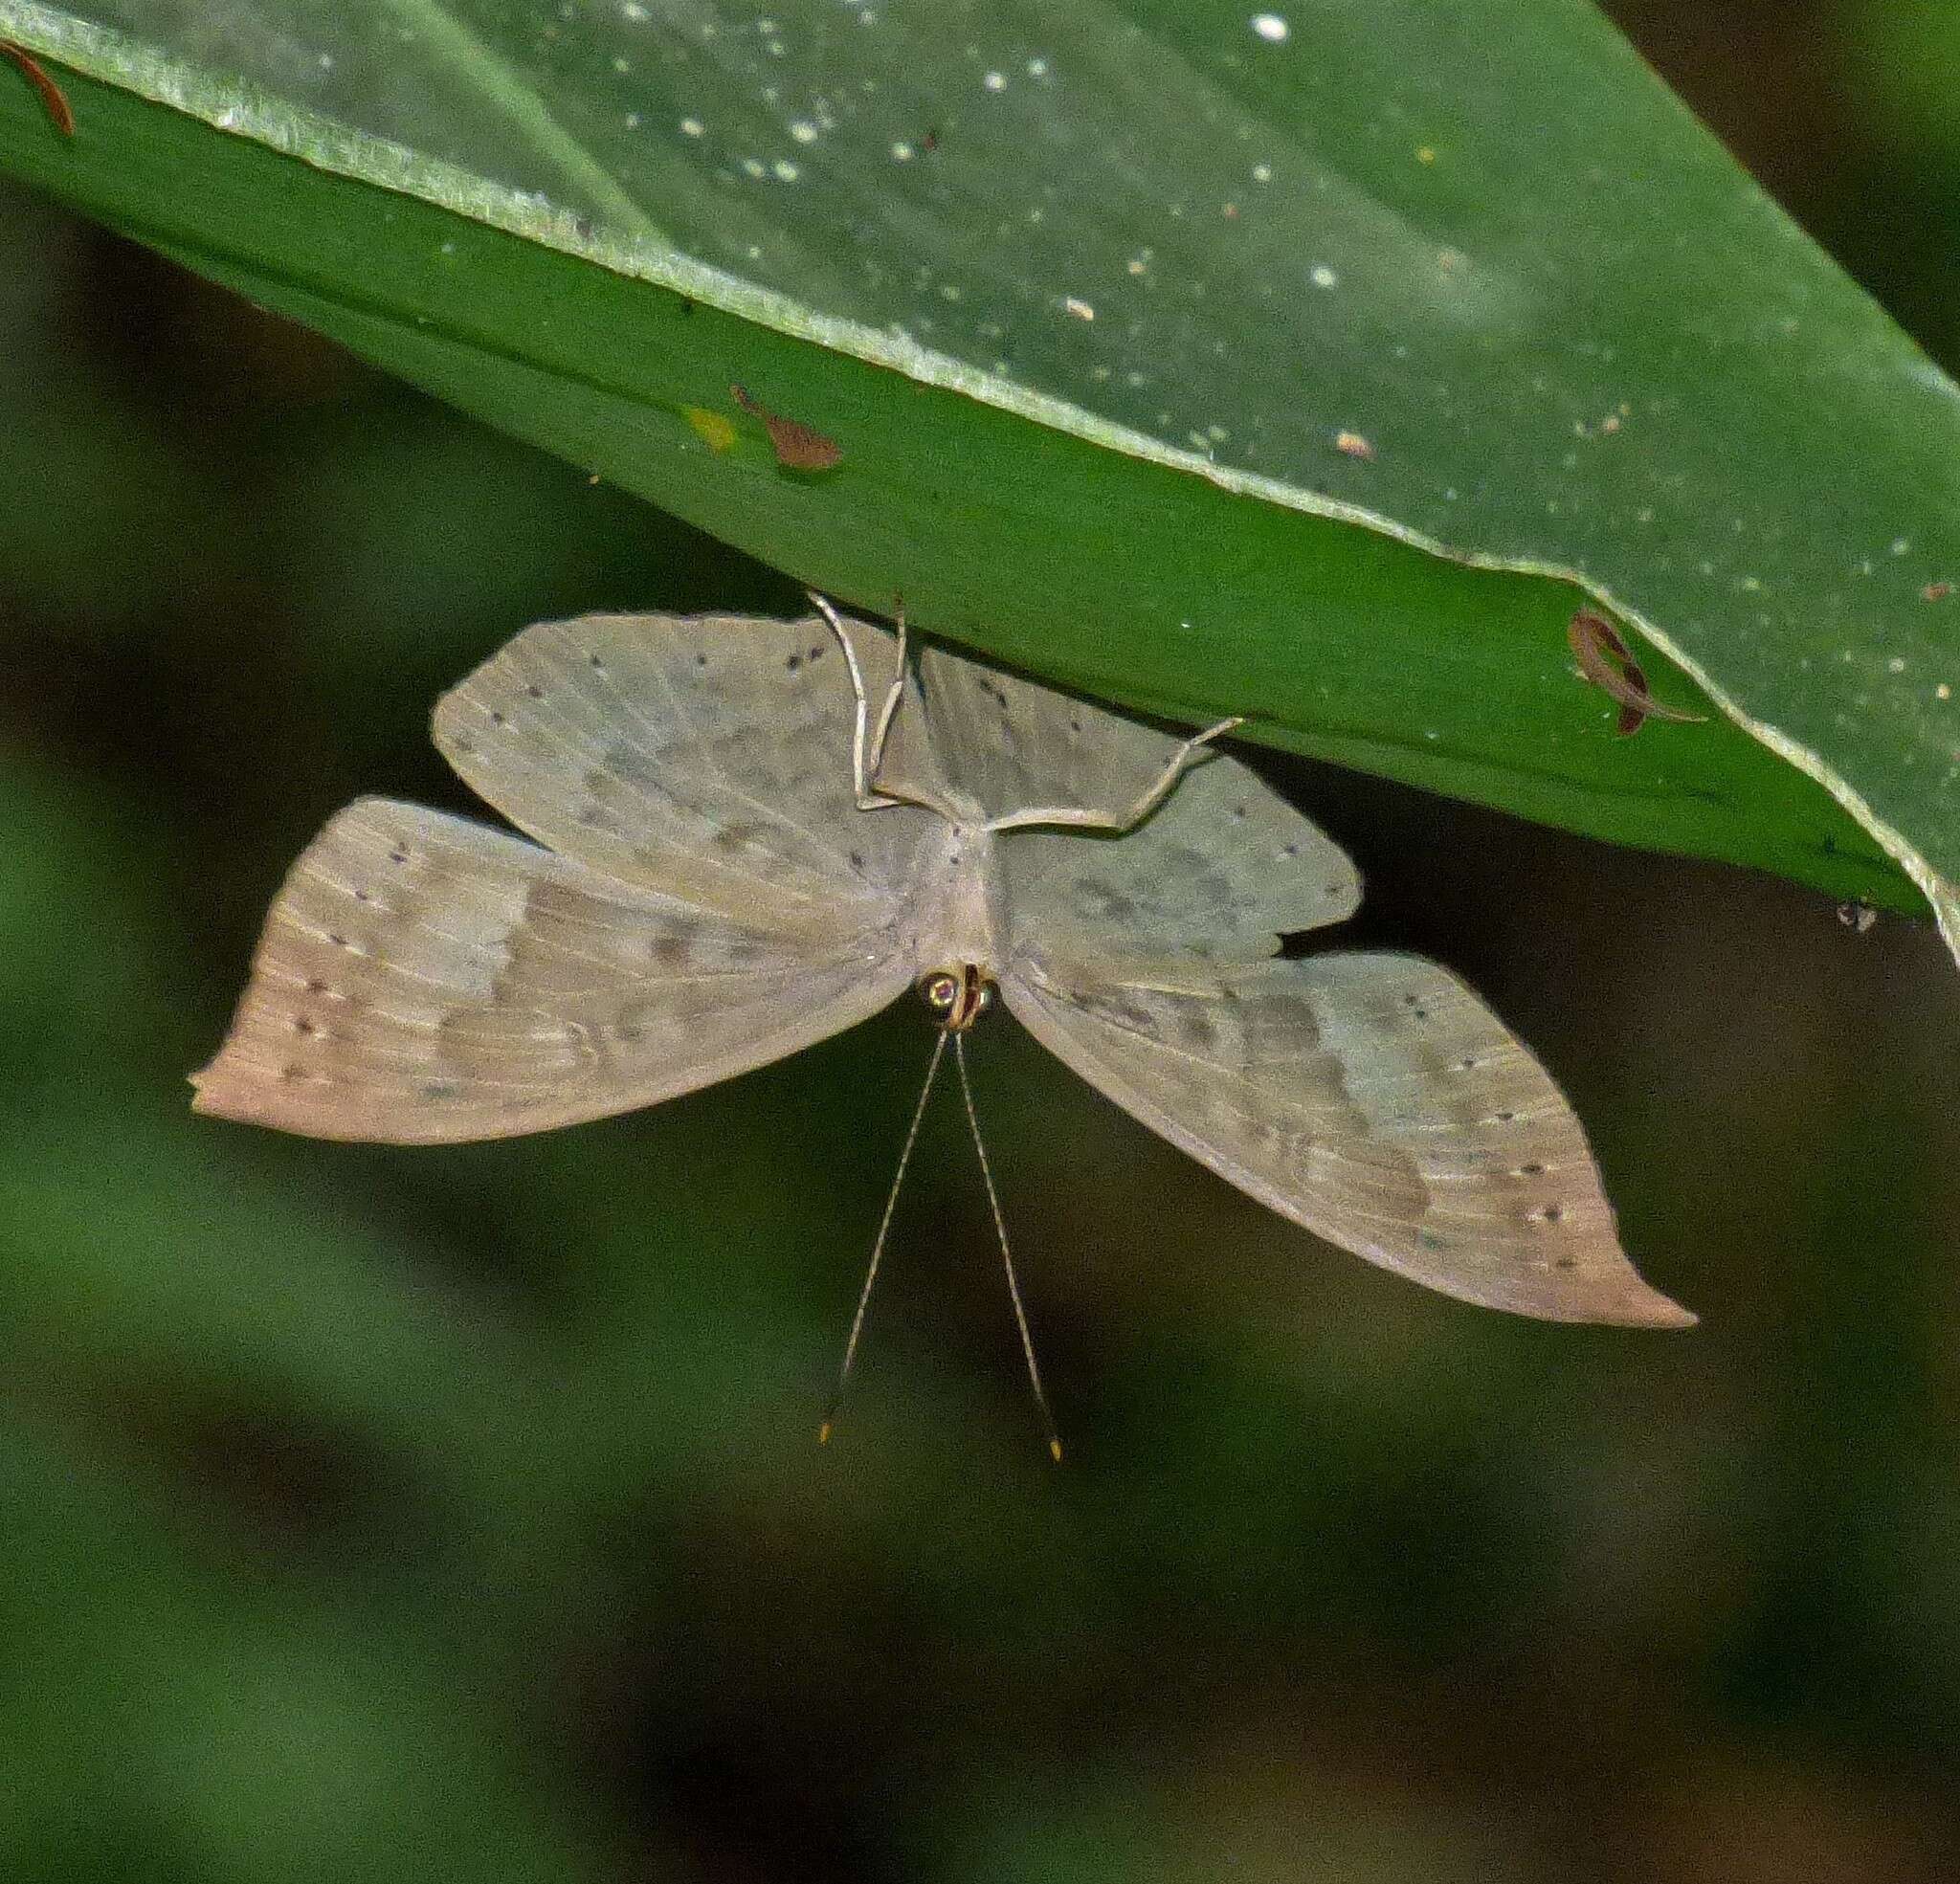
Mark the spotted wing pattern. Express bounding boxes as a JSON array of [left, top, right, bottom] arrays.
[[1003, 947, 1691, 1327], [1000, 744, 1360, 963], [191, 799, 916, 1143], [434, 612, 943, 934], [914, 641, 1191, 825]]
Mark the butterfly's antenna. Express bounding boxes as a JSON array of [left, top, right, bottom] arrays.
[[953, 1031, 1063, 1464], [820, 1027, 949, 1448]]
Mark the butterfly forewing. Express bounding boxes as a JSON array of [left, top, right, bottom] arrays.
[[1002, 947, 1691, 1326], [915, 642, 1192, 825], [434, 612, 943, 934], [1001, 746, 1360, 964], [191, 799, 917, 1143]]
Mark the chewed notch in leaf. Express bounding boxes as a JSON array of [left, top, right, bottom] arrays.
[[1569, 609, 1708, 736]]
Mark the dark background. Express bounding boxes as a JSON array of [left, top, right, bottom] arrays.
[[4, 4, 1958, 1879]]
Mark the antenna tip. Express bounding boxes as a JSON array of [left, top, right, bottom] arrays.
[[1049, 1437, 1064, 1464], [818, 1421, 833, 1446]]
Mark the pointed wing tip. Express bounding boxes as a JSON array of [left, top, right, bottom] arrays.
[[188, 1062, 258, 1126], [1593, 1283, 1698, 1331]]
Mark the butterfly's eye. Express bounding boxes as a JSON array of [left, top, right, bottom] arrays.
[[972, 983, 994, 1016], [920, 971, 960, 1014]]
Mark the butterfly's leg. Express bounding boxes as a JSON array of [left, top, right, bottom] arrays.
[[984, 714, 1246, 835], [813, 590, 968, 822], [811, 590, 906, 809], [864, 593, 912, 794]]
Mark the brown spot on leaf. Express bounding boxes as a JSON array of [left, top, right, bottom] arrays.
[[730, 384, 842, 471], [3, 42, 75, 137], [1569, 609, 1708, 736]]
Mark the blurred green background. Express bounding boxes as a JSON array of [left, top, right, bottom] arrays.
[[4, 4, 1960, 1879]]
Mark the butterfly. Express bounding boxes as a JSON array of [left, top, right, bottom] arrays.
[[193, 600, 1692, 1426]]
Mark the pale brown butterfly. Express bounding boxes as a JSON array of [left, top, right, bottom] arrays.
[[193, 603, 1692, 1447]]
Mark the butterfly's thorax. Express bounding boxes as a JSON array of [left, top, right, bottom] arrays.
[[904, 813, 1004, 979]]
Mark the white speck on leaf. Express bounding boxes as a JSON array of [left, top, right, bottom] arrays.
[[1251, 12, 1290, 42]]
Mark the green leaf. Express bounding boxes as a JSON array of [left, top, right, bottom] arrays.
[[3, 2, 1955, 942]]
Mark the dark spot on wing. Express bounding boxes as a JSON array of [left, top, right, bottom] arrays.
[[1072, 879, 1137, 922], [786, 654, 802, 672], [1176, 1009, 1219, 1051]]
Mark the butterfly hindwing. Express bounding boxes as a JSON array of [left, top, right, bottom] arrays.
[[191, 798, 917, 1143], [1002, 944, 1691, 1326]]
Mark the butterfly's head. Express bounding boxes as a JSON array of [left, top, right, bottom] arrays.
[[918, 964, 994, 1032]]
